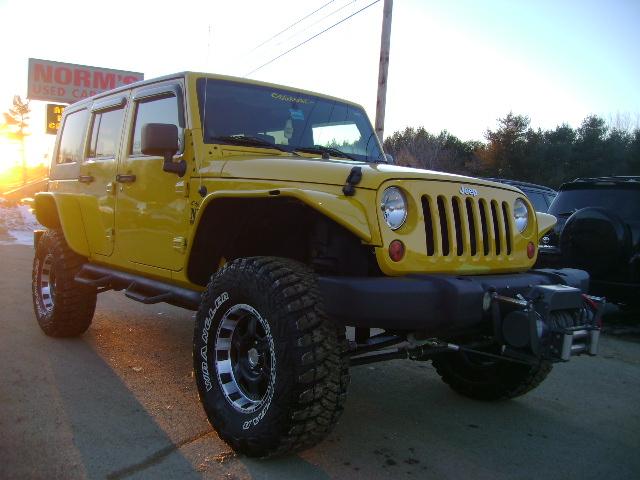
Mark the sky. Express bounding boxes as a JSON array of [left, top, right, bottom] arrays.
[[0, 0, 639, 167]]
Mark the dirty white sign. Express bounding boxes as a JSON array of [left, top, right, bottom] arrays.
[[27, 58, 143, 104]]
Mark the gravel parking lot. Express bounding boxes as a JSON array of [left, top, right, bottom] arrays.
[[1, 242, 639, 480]]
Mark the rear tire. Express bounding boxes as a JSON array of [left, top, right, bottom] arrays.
[[193, 256, 349, 457], [32, 230, 96, 337], [432, 350, 552, 401]]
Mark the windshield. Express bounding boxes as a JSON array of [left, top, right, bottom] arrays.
[[549, 186, 640, 220], [524, 190, 551, 212], [196, 78, 383, 162]]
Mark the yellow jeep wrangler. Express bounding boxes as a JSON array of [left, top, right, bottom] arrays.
[[32, 72, 602, 457]]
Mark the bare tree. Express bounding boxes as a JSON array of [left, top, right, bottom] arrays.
[[3, 95, 31, 185], [607, 111, 640, 133]]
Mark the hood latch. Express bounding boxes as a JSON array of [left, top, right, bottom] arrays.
[[342, 166, 362, 196]]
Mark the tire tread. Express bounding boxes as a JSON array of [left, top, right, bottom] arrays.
[[194, 256, 349, 457], [32, 230, 96, 337]]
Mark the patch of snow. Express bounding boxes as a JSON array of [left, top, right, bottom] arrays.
[[0, 204, 41, 246]]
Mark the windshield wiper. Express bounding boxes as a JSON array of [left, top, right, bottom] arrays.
[[210, 135, 298, 155], [294, 145, 357, 161]]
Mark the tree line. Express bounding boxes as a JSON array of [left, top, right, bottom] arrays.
[[383, 113, 640, 188]]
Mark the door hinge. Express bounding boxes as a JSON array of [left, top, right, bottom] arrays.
[[172, 236, 187, 253]]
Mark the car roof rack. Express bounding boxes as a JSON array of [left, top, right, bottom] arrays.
[[571, 176, 640, 184], [560, 176, 640, 191]]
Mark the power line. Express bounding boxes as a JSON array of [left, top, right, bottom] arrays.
[[249, 0, 337, 53], [271, 1, 357, 52], [246, 0, 381, 76]]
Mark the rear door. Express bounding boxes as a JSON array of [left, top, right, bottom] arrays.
[[76, 95, 128, 256]]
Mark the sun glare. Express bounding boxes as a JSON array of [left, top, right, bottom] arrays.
[[0, 130, 53, 189], [0, 136, 21, 175]]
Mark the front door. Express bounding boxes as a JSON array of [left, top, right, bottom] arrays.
[[114, 81, 190, 271]]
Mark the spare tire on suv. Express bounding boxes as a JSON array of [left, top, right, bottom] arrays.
[[560, 207, 632, 277], [537, 176, 640, 306]]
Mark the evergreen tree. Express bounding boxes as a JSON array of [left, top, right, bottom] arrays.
[[574, 115, 607, 178], [484, 112, 530, 178], [383, 112, 638, 188], [627, 129, 640, 174]]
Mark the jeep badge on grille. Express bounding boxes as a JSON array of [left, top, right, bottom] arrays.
[[459, 186, 479, 196]]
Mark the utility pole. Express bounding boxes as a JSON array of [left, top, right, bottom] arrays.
[[374, 0, 393, 145]]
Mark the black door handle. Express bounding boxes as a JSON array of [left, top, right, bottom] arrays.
[[116, 174, 136, 183], [77, 175, 94, 183]]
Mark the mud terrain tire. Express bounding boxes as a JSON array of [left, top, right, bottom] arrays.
[[32, 230, 96, 337], [193, 257, 349, 457]]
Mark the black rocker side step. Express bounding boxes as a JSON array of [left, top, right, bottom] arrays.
[[75, 272, 112, 288], [124, 282, 174, 305], [74, 263, 202, 310]]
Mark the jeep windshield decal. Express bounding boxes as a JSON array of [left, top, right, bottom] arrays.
[[196, 78, 383, 163], [270, 92, 313, 105]]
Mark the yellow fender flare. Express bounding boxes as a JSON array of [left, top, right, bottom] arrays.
[[536, 212, 557, 239], [34, 192, 90, 257], [194, 188, 374, 243]]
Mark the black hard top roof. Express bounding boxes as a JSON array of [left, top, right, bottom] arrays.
[[560, 176, 640, 190], [62, 71, 362, 113]]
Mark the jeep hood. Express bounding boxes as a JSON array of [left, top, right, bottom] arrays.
[[218, 156, 519, 192]]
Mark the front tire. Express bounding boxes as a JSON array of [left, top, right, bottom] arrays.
[[193, 257, 349, 457], [32, 230, 97, 337]]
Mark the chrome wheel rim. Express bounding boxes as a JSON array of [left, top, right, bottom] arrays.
[[38, 254, 56, 312], [214, 304, 276, 414]]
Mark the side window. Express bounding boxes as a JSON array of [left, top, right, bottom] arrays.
[[57, 109, 89, 164], [88, 107, 126, 159], [131, 95, 182, 155]]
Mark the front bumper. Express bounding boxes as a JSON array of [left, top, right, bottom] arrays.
[[318, 268, 589, 332], [319, 268, 600, 363]]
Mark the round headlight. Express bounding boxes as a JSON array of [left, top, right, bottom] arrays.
[[380, 187, 408, 230], [513, 198, 529, 233]]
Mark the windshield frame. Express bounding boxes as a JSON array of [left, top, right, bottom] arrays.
[[196, 77, 383, 163]]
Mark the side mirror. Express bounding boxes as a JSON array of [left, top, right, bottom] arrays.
[[384, 153, 394, 164], [141, 123, 186, 177]]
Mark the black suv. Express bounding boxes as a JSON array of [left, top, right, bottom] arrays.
[[485, 178, 557, 212], [537, 176, 640, 305]]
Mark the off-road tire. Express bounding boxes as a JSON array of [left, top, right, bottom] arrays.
[[193, 256, 349, 457], [432, 352, 552, 401], [32, 229, 97, 337]]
